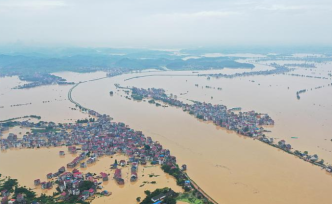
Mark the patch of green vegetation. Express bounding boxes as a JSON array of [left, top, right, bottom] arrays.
[[143, 166, 155, 168], [162, 164, 185, 186], [176, 192, 205, 204], [14, 186, 36, 200], [0, 178, 18, 192], [148, 174, 160, 178], [28, 115, 42, 120], [196, 115, 204, 120], [79, 181, 94, 192], [140, 188, 177, 204], [31, 127, 59, 133], [148, 99, 155, 104]]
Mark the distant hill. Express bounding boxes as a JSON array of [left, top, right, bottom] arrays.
[[166, 57, 254, 70], [0, 48, 254, 76]]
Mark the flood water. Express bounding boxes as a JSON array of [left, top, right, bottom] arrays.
[[1, 61, 332, 203], [0, 72, 181, 203]]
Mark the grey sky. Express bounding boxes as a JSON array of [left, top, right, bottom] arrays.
[[0, 0, 331, 48]]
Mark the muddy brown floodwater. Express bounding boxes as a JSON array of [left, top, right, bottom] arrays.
[[1, 61, 332, 204], [71, 63, 332, 204], [0, 72, 182, 204]]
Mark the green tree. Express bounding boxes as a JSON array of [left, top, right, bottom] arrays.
[[14, 186, 36, 200], [163, 197, 176, 204], [79, 181, 94, 192], [144, 145, 150, 151], [294, 150, 301, 155], [0, 178, 18, 192], [144, 190, 151, 196], [197, 115, 204, 120]]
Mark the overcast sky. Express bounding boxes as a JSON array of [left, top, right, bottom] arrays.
[[0, 0, 331, 48]]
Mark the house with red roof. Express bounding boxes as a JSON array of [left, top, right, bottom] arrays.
[[88, 188, 95, 196], [100, 172, 108, 181]]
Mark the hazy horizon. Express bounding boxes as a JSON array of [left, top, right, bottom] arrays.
[[1, 0, 332, 48]]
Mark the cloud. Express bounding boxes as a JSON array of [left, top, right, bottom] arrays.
[[155, 10, 240, 19], [182, 11, 240, 17], [0, 0, 66, 10], [254, 4, 330, 12], [0, 0, 331, 47]]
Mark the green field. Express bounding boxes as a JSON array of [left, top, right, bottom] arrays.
[[31, 128, 59, 133], [176, 193, 205, 204]]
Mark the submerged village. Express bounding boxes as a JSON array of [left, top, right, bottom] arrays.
[[0, 109, 200, 204], [1, 65, 332, 204], [1, 82, 332, 204], [129, 87, 332, 172], [130, 87, 276, 137]]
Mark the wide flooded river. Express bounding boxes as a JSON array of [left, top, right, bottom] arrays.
[[1, 60, 332, 203], [72, 63, 332, 204]]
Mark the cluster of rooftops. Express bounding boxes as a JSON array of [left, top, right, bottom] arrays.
[[132, 87, 275, 137], [35, 167, 110, 201], [0, 110, 181, 202], [130, 87, 332, 174], [1, 82, 331, 202]]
